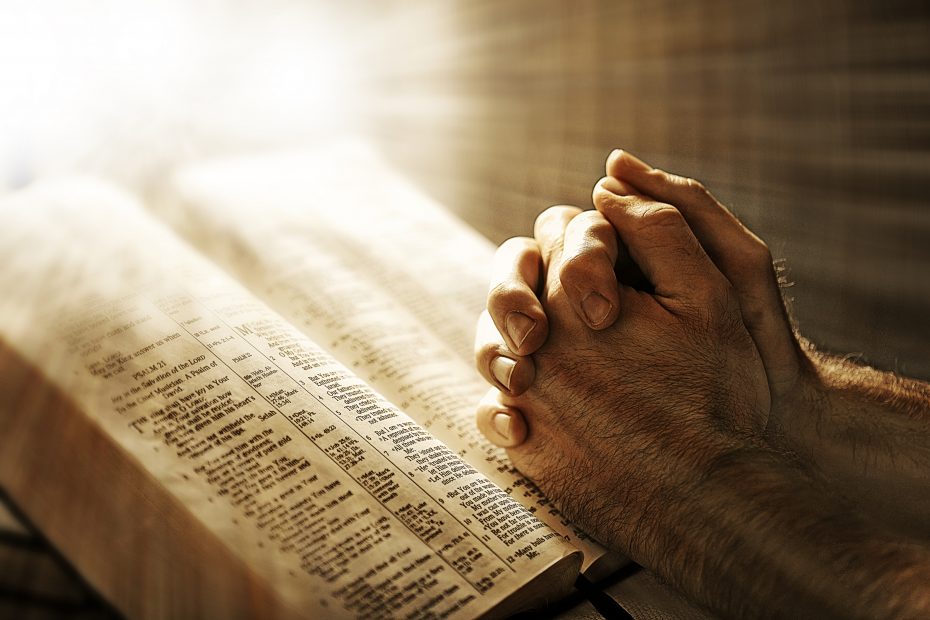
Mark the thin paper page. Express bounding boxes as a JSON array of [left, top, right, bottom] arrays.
[[163, 142, 618, 574], [0, 179, 580, 619]]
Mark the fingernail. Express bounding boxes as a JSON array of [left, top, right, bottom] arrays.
[[492, 412, 512, 440], [506, 312, 536, 349], [490, 356, 516, 391], [581, 292, 612, 326], [622, 151, 652, 171]]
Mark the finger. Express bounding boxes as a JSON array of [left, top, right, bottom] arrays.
[[487, 237, 548, 355], [557, 210, 621, 329], [605, 149, 799, 392], [533, 206, 583, 308], [584, 177, 653, 291], [591, 180, 727, 303], [474, 310, 536, 396], [606, 150, 765, 275], [476, 388, 528, 448], [533, 205, 583, 274], [596, 173, 640, 198]]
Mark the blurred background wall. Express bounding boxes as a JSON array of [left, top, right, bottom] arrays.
[[366, 0, 930, 379], [2, 0, 929, 378]]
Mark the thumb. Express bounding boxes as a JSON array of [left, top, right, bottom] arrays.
[[592, 180, 729, 308], [605, 149, 800, 396]]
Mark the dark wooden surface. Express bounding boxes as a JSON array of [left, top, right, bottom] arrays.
[[0, 491, 120, 620]]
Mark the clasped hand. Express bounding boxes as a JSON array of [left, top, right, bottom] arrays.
[[471, 150, 930, 618], [473, 150, 791, 556]]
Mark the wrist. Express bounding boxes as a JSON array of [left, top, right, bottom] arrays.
[[762, 346, 829, 460], [647, 446, 930, 619]]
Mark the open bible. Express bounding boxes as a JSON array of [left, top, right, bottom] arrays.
[[0, 143, 623, 619]]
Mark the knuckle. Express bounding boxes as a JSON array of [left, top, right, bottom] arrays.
[[679, 176, 713, 203], [592, 183, 624, 210], [533, 208, 555, 233], [591, 177, 612, 201], [558, 252, 602, 293], [498, 235, 536, 256], [574, 208, 610, 233], [635, 203, 684, 234], [535, 205, 575, 229], [487, 281, 529, 312], [683, 176, 708, 194]]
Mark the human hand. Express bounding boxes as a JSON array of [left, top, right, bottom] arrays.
[[471, 164, 930, 619], [476, 196, 773, 561], [473, 197, 651, 448], [476, 149, 930, 540], [476, 150, 806, 451]]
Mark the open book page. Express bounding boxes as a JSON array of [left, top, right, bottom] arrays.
[[159, 141, 623, 577], [0, 179, 581, 619]]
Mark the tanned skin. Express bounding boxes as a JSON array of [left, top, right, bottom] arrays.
[[472, 150, 930, 619]]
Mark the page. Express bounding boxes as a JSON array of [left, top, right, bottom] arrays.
[[0, 179, 580, 619], [160, 140, 623, 577]]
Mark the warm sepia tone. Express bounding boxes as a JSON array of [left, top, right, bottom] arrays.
[[3, 1, 928, 376], [365, 1, 930, 380], [1, 1, 928, 618]]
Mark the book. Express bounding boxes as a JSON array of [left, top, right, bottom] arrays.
[[0, 142, 622, 619]]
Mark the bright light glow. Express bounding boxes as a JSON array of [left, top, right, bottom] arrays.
[[0, 1, 364, 191]]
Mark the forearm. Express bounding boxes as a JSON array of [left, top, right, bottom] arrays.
[[813, 351, 930, 423], [639, 448, 930, 619], [770, 351, 930, 538]]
